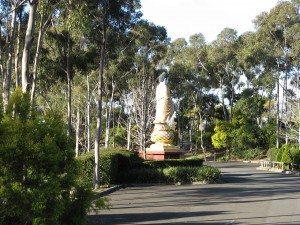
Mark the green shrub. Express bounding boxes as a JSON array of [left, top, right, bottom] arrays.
[[76, 152, 95, 187], [0, 90, 91, 225], [135, 158, 204, 169], [267, 148, 279, 161], [280, 145, 300, 164], [231, 148, 263, 160], [119, 168, 165, 184], [195, 166, 221, 183], [163, 167, 197, 183], [276, 148, 284, 162], [77, 149, 142, 187], [119, 166, 221, 184], [243, 148, 264, 160], [77, 149, 216, 186]]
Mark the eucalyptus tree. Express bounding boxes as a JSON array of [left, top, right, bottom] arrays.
[[0, 0, 25, 111], [207, 28, 240, 121], [40, 0, 90, 137], [88, 0, 141, 188], [254, 1, 299, 147], [30, 0, 59, 105], [167, 33, 216, 153], [128, 20, 168, 154], [21, 0, 38, 93]]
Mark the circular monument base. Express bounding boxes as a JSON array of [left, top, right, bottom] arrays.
[[139, 144, 184, 160]]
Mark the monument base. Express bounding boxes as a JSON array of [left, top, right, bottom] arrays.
[[139, 144, 184, 160]]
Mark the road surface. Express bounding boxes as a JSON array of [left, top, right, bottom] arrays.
[[88, 162, 300, 224]]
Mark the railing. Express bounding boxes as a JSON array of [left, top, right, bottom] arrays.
[[259, 160, 300, 171]]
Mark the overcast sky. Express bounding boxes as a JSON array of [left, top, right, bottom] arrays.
[[141, 0, 279, 43]]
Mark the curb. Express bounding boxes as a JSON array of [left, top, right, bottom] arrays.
[[93, 185, 124, 199]]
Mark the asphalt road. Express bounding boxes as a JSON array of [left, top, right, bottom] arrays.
[[87, 162, 300, 225]]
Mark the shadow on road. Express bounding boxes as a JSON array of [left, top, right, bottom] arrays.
[[88, 210, 229, 225], [87, 162, 300, 225]]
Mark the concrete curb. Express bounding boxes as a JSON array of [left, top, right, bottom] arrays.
[[93, 185, 124, 199]]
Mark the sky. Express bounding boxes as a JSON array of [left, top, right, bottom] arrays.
[[141, 0, 280, 43]]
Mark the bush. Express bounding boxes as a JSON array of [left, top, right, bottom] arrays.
[[281, 145, 300, 164], [267, 148, 279, 161], [195, 166, 221, 183], [231, 124, 261, 151], [77, 148, 142, 187], [163, 167, 198, 183], [0, 90, 91, 225], [119, 166, 221, 184], [77, 148, 217, 186], [136, 158, 204, 169], [231, 148, 263, 160], [119, 168, 165, 184]]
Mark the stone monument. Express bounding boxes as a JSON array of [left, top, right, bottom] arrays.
[[145, 72, 182, 160]]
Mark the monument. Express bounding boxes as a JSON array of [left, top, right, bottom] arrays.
[[145, 71, 182, 160]]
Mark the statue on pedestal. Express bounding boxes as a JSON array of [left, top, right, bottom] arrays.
[[147, 71, 177, 154]]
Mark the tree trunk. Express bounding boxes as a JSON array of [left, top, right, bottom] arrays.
[[21, 0, 38, 93], [0, 27, 4, 82], [199, 113, 206, 161], [94, 24, 106, 189], [220, 77, 227, 121], [86, 75, 91, 151], [104, 80, 115, 148], [230, 78, 234, 122], [127, 110, 132, 150], [75, 108, 80, 157], [31, 11, 48, 105], [66, 33, 72, 136], [284, 69, 288, 145], [3, 4, 16, 111], [15, 20, 21, 87], [297, 72, 300, 150], [276, 73, 280, 149]]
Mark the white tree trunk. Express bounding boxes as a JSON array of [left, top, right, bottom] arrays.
[[75, 108, 80, 157], [21, 0, 38, 93], [31, 10, 50, 105], [104, 81, 115, 149], [15, 20, 21, 87], [86, 75, 91, 151], [3, 4, 16, 111], [276, 74, 280, 149], [127, 111, 132, 150], [94, 27, 106, 188]]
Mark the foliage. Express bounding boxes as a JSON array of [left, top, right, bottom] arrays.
[[276, 147, 284, 162], [231, 148, 264, 160], [94, 197, 111, 210], [163, 166, 220, 184], [139, 158, 204, 169], [268, 145, 300, 164], [119, 165, 220, 184], [119, 168, 165, 184], [267, 148, 280, 161], [211, 120, 231, 149], [280, 145, 300, 164], [0, 91, 91, 225], [77, 150, 212, 185], [230, 124, 262, 150], [163, 167, 197, 183], [77, 148, 142, 187], [195, 165, 222, 183]]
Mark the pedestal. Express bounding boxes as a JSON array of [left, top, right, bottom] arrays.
[[142, 122, 184, 160], [144, 145, 183, 160]]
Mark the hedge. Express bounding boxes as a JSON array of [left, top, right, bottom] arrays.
[[76, 148, 141, 187], [133, 158, 204, 169], [77, 149, 215, 187], [119, 166, 221, 184]]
